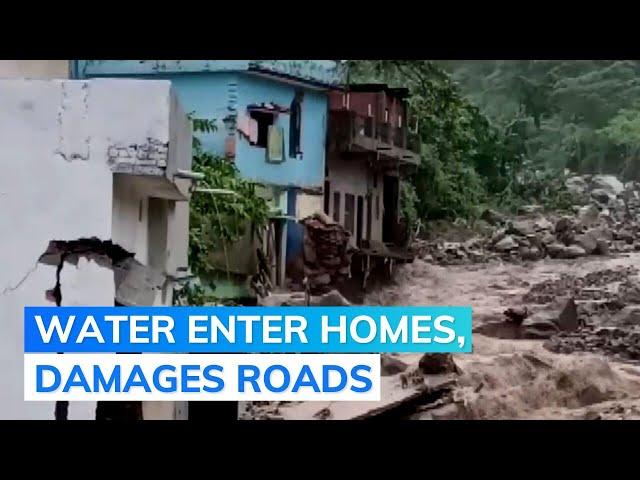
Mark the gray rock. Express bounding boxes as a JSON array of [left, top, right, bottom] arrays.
[[490, 229, 507, 245], [595, 240, 610, 255], [507, 220, 536, 236], [555, 216, 574, 234], [556, 297, 580, 332], [380, 354, 409, 376], [481, 208, 505, 225], [574, 232, 598, 255], [577, 205, 600, 226], [591, 175, 624, 196], [562, 245, 587, 258], [533, 217, 553, 231], [522, 312, 560, 339], [566, 176, 589, 196], [586, 226, 613, 242], [546, 242, 566, 258], [541, 232, 558, 245], [418, 353, 460, 375], [519, 246, 541, 260], [494, 235, 519, 251], [590, 188, 611, 204], [518, 204, 544, 215]]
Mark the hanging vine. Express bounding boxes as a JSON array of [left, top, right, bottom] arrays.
[[176, 116, 270, 305]]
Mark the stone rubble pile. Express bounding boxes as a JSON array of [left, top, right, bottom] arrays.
[[491, 264, 640, 363], [301, 211, 355, 292], [413, 174, 640, 265]]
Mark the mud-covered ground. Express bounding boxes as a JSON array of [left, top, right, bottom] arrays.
[[365, 255, 640, 419]]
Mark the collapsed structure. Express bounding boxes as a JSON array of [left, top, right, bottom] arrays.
[[0, 79, 194, 420]]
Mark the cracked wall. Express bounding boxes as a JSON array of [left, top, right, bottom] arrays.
[[0, 79, 190, 420]]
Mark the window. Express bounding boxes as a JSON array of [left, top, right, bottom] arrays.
[[398, 115, 402, 128], [341, 93, 350, 109], [289, 91, 303, 158], [344, 194, 355, 234], [249, 110, 275, 148], [384, 109, 389, 123], [367, 104, 372, 117], [333, 192, 341, 222]]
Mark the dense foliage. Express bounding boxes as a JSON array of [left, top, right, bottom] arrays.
[[350, 60, 640, 222], [441, 61, 640, 179], [175, 118, 269, 305]]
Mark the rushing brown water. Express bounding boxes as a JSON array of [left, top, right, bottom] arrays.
[[365, 255, 640, 419]]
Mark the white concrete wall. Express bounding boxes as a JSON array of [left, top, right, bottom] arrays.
[[0, 60, 69, 79], [296, 193, 323, 220], [0, 79, 190, 420], [326, 155, 384, 246]]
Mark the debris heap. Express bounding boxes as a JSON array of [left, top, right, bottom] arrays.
[[301, 211, 354, 292], [413, 174, 640, 265]]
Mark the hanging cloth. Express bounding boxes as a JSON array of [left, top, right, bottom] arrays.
[[267, 125, 285, 163]]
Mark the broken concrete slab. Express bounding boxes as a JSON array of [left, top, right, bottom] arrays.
[[113, 257, 165, 307]]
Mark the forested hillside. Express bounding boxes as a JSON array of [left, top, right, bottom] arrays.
[[349, 60, 640, 224]]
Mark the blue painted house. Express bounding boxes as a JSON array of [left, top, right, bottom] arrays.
[[72, 60, 346, 296]]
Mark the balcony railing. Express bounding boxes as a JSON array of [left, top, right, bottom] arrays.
[[392, 126, 406, 149], [377, 122, 390, 144], [328, 109, 420, 159]]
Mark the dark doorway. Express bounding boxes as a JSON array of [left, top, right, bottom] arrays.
[[324, 180, 330, 215], [356, 195, 364, 246], [383, 175, 399, 243], [366, 196, 372, 242], [344, 194, 355, 234]]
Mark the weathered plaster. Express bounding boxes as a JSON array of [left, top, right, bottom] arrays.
[[0, 79, 191, 419]]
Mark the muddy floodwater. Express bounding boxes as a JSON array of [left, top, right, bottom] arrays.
[[364, 254, 640, 420]]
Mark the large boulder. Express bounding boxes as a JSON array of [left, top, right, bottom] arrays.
[[540, 231, 558, 245], [494, 235, 519, 252], [561, 245, 587, 259], [555, 216, 575, 234], [573, 232, 598, 255], [519, 246, 542, 261], [577, 205, 600, 227], [590, 188, 611, 204], [533, 216, 554, 231], [586, 226, 613, 242], [481, 208, 505, 225], [380, 354, 409, 376], [507, 219, 536, 236], [418, 353, 460, 375], [522, 312, 561, 339], [556, 297, 580, 332], [591, 175, 624, 197], [546, 242, 566, 258], [566, 176, 589, 196], [522, 297, 579, 338]]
